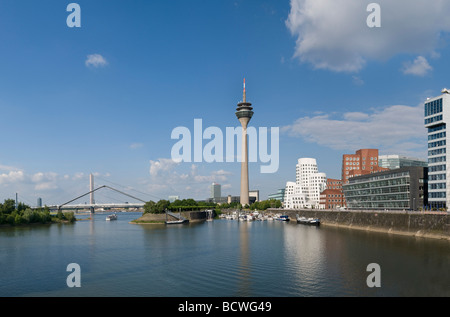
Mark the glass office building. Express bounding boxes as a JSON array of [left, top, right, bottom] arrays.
[[343, 167, 427, 210], [268, 188, 285, 202], [378, 155, 427, 170], [424, 89, 450, 210]]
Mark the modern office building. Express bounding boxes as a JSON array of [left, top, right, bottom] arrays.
[[342, 166, 427, 210], [378, 155, 427, 169], [168, 196, 180, 203], [210, 183, 221, 202], [424, 89, 450, 209], [37, 197, 42, 208], [268, 188, 285, 202], [342, 149, 389, 184], [284, 158, 327, 209], [249, 190, 259, 202]]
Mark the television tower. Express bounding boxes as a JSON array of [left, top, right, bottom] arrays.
[[235, 78, 254, 206]]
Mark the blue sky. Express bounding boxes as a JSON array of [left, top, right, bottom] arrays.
[[1, 0, 450, 205]]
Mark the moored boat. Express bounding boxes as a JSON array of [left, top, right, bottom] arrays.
[[106, 213, 117, 221], [165, 219, 189, 225], [276, 215, 290, 221], [296, 215, 320, 226]]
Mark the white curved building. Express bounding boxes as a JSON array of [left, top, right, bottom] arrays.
[[284, 158, 327, 209]]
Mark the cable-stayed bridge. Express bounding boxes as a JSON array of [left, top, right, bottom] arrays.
[[24, 174, 163, 213], [45, 183, 149, 213]]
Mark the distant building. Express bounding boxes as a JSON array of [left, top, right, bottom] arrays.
[[319, 189, 345, 209], [342, 149, 389, 184], [343, 166, 428, 210], [378, 155, 427, 169], [268, 189, 285, 202], [206, 194, 256, 205], [211, 183, 221, 202], [227, 195, 240, 204], [319, 178, 345, 209], [249, 190, 259, 202], [37, 197, 42, 208], [326, 178, 342, 190], [284, 158, 327, 209]]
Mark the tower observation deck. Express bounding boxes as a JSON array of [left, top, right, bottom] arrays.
[[235, 78, 254, 120]]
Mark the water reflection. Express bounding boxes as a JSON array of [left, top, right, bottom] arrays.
[[282, 224, 327, 296], [1, 215, 449, 297], [237, 222, 251, 296]]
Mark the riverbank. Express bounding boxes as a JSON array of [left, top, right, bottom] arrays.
[[268, 209, 450, 241]]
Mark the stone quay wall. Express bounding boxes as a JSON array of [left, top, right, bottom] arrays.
[[267, 209, 450, 240]]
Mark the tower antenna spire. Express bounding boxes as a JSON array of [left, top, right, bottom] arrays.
[[243, 78, 246, 103]]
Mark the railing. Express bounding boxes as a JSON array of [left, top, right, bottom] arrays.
[[166, 211, 187, 221]]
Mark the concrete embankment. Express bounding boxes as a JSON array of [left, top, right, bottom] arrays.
[[268, 209, 450, 241], [130, 211, 207, 224]]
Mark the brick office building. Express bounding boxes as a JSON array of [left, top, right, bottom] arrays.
[[342, 149, 389, 184]]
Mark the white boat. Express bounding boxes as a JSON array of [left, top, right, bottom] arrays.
[[276, 215, 290, 221], [166, 219, 189, 225], [106, 213, 117, 221], [296, 215, 320, 226]]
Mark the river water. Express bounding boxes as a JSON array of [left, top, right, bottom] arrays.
[[0, 212, 449, 297]]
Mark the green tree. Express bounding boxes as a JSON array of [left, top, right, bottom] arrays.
[[6, 213, 15, 225], [14, 214, 24, 225], [155, 200, 170, 213], [1, 199, 16, 214], [56, 210, 64, 220], [143, 201, 157, 214], [64, 212, 76, 223]]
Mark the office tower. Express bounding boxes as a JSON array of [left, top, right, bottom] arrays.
[[424, 89, 450, 209], [211, 183, 221, 201]]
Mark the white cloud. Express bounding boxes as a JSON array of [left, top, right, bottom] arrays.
[[149, 158, 180, 177], [0, 170, 25, 185], [130, 143, 143, 149], [31, 172, 58, 184], [352, 76, 364, 86], [85, 54, 108, 68], [343, 112, 370, 121], [282, 104, 426, 157], [147, 159, 234, 199], [402, 56, 433, 76], [285, 0, 450, 72], [0, 163, 20, 172], [72, 172, 85, 180]]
